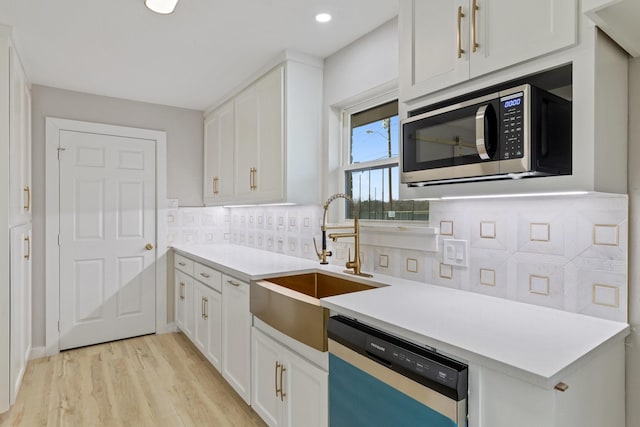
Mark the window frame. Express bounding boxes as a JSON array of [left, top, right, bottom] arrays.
[[339, 92, 429, 224]]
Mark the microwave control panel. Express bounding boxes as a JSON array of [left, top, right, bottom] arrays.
[[499, 92, 525, 160]]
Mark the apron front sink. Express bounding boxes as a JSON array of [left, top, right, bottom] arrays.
[[250, 272, 384, 351]]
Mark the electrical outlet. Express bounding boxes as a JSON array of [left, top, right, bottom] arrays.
[[442, 239, 469, 267]]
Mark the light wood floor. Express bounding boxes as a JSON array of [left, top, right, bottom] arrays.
[[0, 333, 266, 427]]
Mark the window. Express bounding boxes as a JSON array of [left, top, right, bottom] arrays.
[[343, 100, 429, 221]]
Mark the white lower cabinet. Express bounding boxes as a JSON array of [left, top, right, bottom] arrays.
[[174, 257, 223, 372], [9, 224, 31, 404], [470, 340, 625, 427], [194, 281, 222, 371], [252, 327, 328, 427], [222, 274, 252, 404], [174, 270, 195, 340], [174, 254, 251, 404]]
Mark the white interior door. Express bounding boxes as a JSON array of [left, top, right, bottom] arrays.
[[58, 129, 156, 350]]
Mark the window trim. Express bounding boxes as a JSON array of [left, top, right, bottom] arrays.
[[339, 91, 399, 223]]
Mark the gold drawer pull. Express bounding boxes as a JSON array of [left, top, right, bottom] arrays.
[[471, 0, 479, 53], [227, 280, 241, 287], [23, 186, 30, 211], [275, 362, 281, 397], [554, 382, 569, 392], [457, 6, 465, 59], [279, 365, 286, 401], [179, 282, 185, 300], [24, 235, 30, 260], [178, 262, 186, 266], [200, 272, 211, 278]]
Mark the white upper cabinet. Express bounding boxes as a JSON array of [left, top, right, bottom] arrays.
[[9, 45, 31, 227], [203, 52, 323, 206], [203, 100, 235, 204], [400, 0, 577, 101]]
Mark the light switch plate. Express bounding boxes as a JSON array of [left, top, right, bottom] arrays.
[[442, 239, 469, 267]]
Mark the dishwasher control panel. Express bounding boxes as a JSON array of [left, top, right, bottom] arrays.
[[365, 335, 460, 389], [328, 315, 468, 401]]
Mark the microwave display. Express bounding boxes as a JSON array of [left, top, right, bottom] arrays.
[[500, 92, 524, 161]]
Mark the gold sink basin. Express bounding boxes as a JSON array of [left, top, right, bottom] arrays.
[[250, 272, 384, 351]]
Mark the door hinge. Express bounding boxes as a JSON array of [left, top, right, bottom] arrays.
[[57, 146, 66, 160]]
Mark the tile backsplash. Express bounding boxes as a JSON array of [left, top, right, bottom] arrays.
[[168, 193, 628, 322]]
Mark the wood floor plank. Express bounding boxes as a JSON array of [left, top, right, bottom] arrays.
[[0, 333, 266, 427]]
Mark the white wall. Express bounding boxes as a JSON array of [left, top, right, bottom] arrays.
[[626, 57, 640, 427], [321, 17, 398, 199], [30, 85, 203, 347]]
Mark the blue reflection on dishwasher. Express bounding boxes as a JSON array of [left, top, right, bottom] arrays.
[[329, 354, 458, 427]]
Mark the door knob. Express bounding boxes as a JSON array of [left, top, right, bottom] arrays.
[[145, 243, 154, 250]]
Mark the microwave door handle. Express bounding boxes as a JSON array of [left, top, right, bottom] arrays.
[[475, 105, 491, 160]]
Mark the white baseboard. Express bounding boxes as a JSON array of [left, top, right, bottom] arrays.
[[29, 346, 47, 360], [157, 322, 178, 334]]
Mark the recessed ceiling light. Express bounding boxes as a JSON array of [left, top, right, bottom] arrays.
[[145, 0, 179, 14], [315, 13, 332, 23]]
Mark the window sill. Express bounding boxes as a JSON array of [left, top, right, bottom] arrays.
[[357, 221, 440, 252]]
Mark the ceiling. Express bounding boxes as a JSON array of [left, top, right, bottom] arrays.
[[0, 0, 398, 111]]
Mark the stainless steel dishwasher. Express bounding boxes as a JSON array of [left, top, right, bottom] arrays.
[[328, 315, 468, 427]]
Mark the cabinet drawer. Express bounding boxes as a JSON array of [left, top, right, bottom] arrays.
[[194, 262, 222, 292], [175, 253, 194, 276]]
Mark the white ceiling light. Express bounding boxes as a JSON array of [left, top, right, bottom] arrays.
[[315, 13, 332, 23], [145, 0, 179, 14]]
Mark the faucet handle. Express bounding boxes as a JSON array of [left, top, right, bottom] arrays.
[[312, 237, 331, 264]]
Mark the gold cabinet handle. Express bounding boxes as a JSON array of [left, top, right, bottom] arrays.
[[457, 6, 465, 59], [253, 168, 257, 190], [24, 235, 30, 260], [179, 282, 185, 300], [203, 297, 208, 320], [227, 280, 241, 287], [471, 0, 479, 53], [275, 362, 281, 397], [178, 262, 186, 266], [200, 272, 211, 278], [213, 177, 219, 195], [145, 243, 154, 250], [279, 365, 286, 401], [554, 382, 569, 392], [201, 296, 205, 319], [23, 186, 30, 211], [249, 167, 257, 190]]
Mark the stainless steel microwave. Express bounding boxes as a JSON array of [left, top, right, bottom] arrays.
[[401, 84, 571, 186]]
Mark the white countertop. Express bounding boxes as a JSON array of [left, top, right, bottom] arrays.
[[172, 243, 630, 388], [172, 243, 320, 282]]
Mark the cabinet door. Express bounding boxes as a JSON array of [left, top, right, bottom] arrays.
[[182, 274, 195, 340], [174, 269, 189, 331], [10, 224, 31, 404], [234, 86, 259, 201], [252, 328, 283, 427], [193, 282, 208, 353], [253, 66, 284, 203], [469, 0, 576, 78], [204, 286, 222, 371], [400, 0, 470, 100], [222, 275, 251, 403], [9, 47, 31, 226], [283, 347, 328, 427], [204, 100, 235, 204]]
